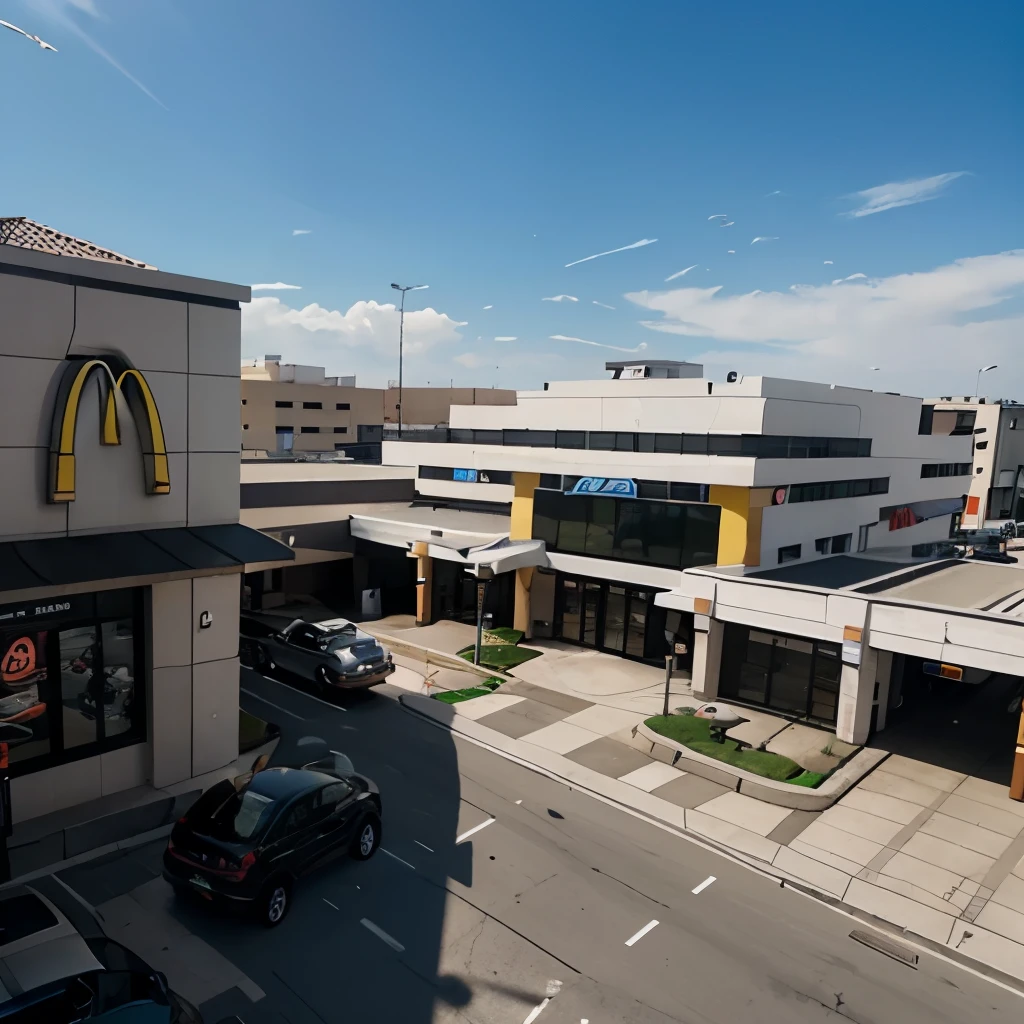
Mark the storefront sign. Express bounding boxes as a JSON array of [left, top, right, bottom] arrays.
[[0, 596, 81, 626], [453, 468, 478, 482], [199, 611, 213, 630], [568, 477, 637, 497], [48, 357, 170, 503]]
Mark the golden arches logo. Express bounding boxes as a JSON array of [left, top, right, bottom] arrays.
[[48, 358, 170, 503]]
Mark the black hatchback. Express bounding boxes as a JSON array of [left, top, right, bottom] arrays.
[[163, 757, 382, 926]]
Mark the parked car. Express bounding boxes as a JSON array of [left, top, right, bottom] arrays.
[[163, 754, 382, 927], [0, 881, 201, 1022], [239, 613, 394, 690]]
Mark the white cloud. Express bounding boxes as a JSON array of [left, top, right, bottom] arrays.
[[542, 294, 578, 303], [494, 336, 517, 342], [824, 260, 833, 265], [565, 238, 657, 268], [550, 335, 648, 353], [665, 265, 698, 282], [751, 236, 778, 245], [844, 273, 867, 281], [454, 352, 483, 369], [592, 301, 616, 310], [292, 228, 312, 236], [845, 172, 967, 218], [250, 282, 302, 291], [627, 250, 1024, 394], [242, 297, 467, 385], [482, 304, 493, 310]]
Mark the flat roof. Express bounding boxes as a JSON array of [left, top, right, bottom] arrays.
[[240, 463, 415, 485], [747, 556, 914, 589], [873, 560, 1024, 612]]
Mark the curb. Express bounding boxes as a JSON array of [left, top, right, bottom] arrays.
[[398, 692, 1024, 995], [365, 630, 516, 684]]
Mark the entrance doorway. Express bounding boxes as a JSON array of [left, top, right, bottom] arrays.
[[553, 573, 669, 664], [431, 561, 514, 627]]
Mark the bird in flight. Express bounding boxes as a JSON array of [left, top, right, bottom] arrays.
[[1, 19, 58, 51]]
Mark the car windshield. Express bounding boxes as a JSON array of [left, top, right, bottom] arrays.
[[199, 786, 276, 841]]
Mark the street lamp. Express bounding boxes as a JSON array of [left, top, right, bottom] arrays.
[[976, 364, 998, 398], [390, 283, 429, 437]]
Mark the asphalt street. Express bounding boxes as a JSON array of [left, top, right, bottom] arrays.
[[67, 667, 1024, 1023]]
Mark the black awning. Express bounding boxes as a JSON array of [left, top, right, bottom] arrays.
[[1, 524, 293, 590], [190, 523, 296, 565]]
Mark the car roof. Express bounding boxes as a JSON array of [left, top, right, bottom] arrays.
[[0, 887, 103, 1004], [247, 766, 336, 801]]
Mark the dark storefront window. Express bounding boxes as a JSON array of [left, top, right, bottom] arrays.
[[532, 489, 720, 570], [719, 623, 840, 724], [0, 589, 145, 776]]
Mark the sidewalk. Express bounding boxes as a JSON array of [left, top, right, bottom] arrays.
[[393, 656, 1024, 989]]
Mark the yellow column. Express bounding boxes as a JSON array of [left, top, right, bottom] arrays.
[[1011, 711, 1024, 801], [511, 471, 541, 540], [411, 542, 432, 626], [708, 485, 751, 566], [514, 566, 534, 635]]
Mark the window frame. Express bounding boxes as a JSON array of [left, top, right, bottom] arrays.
[[777, 543, 802, 564]]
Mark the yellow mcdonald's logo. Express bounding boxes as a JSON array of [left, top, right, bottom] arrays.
[[48, 357, 170, 503]]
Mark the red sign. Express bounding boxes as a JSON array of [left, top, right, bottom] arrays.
[[2, 636, 37, 683]]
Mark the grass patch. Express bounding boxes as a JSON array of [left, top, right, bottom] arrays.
[[457, 644, 542, 670], [788, 770, 829, 788], [432, 676, 505, 704], [483, 627, 524, 646], [644, 714, 803, 783]]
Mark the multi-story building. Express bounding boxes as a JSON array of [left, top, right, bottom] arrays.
[[925, 396, 1024, 528], [0, 217, 290, 829], [380, 360, 973, 664], [241, 356, 515, 458]]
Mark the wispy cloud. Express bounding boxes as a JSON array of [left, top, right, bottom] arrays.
[[542, 294, 578, 303], [824, 260, 833, 265], [482, 304, 493, 310], [845, 172, 967, 218], [494, 336, 517, 342], [720, 221, 734, 227], [251, 282, 302, 291], [665, 265, 698, 282], [292, 228, 312, 236], [765, 190, 782, 197], [751, 236, 778, 245], [592, 301, 616, 310], [565, 238, 657, 269], [454, 352, 483, 369], [844, 273, 866, 281], [708, 215, 728, 221], [550, 335, 648, 353], [626, 250, 1024, 395], [36, 0, 166, 107]]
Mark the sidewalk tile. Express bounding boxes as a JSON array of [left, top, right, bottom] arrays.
[[881, 755, 966, 793], [901, 832, 996, 882], [520, 721, 597, 755], [937, 793, 1024, 839], [697, 791, 792, 837], [949, 921, 1024, 984], [561, 705, 645, 736], [819, 805, 904, 846], [790, 839, 864, 877], [858, 770, 944, 808], [773, 844, 850, 898], [844, 878, 956, 944], [650, 774, 729, 809], [450, 694, 525, 720], [796, 819, 884, 867], [975, 900, 1024, 944], [1012, 854, 1024, 881], [952, 776, 1024, 819], [475, 701, 567, 739], [949, 888, 974, 912], [990, 873, 1024, 915], [919, 811, 1014, 859], [500, 679, 594, 713], [879, 851, 964, 899], [864, 872, 961, 917], [617, 761, 686, 792], [839, 787, 923, 825], [565, 736, 652, 778], [687, 809, 780, 862], [767, 809, 820, 847]]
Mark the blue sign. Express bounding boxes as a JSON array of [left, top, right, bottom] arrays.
[[453, 468, 478, 483], [568, 477, 637, 497]]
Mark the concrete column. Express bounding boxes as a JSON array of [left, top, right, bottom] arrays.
[[514, 567, 534, 636], [412, 544, 432, 626], [836, 646, 878, 745], [150, 579, 193, 789], [691, 615, 723, 700]]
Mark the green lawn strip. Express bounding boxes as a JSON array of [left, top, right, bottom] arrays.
[[482, 627, 525, 646], [644, 714, 804, 783], [788, 770, 829, 788], [434, 687, 495, 704], [456, 644, 542, 670]]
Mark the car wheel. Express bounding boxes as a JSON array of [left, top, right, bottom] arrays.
[[258, 878, 291, 927], [351, 814, 382, 860]]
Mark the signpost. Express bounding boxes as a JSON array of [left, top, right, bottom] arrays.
[[473, 578, 489, 666], [662, 654, 674, 717]]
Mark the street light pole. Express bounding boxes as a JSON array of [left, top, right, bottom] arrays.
[[391, 283, 429, 438], [976, 364, 998, 398]]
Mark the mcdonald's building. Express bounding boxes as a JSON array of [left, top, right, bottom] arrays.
[[0, 218, 292, 837]]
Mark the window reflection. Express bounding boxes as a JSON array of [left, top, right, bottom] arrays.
[[0, 631, 50, 764], [60, 627, 100, 750], [100, 620, 136, 739]]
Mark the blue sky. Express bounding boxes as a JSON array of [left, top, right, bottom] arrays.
[[4, 0, 1023, 395]]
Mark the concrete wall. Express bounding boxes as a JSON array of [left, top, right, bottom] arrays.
[[383, 386, 516, 427]]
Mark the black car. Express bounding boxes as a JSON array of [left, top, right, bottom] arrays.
[[163, 757, 382, 926]]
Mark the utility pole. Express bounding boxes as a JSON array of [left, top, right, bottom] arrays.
[[391, 283, 428, 437]]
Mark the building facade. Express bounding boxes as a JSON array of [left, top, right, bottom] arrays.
[[0, 221, 289, 824]]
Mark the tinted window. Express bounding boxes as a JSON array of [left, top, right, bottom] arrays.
[[655, 433, 682, 454], [336, 402, 351, 411], [778, 544, 801, 563], [588, 432, 617, 451], [192, 782, 277, 841], [637, 433, 656, 452], [670, 482, 704, 502], [636, 480, 667, 500], [539, 474, 561, 489], [302, 401, 322, 409], [682, 434, 708, 455], [290, 627, 322, 651], [449, 429, 473, 444], [474, 430, 503, 445], [584, 497, 616, 558], [556, 496, 588, 554], [757, 435, 789, 459], [0, 895, 58, 947], [280, 794, 317, 834], [556, 430, 586, 449], [532, 489, 560, 546]]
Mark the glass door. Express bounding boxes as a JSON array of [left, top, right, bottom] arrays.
[[810, 642, 841, 723], [602, 587, 627, 653], [624, 591, 649, 659], [558, 578, 582, 643], [582, 583, 601, 646], [766, 637, 814, 715]]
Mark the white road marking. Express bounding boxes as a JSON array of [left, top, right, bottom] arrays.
[[322, 898, 339, 910], [624, 919, 660, 946], [361, 918, 405, 952], [456, 817, 496, 844], [692, 875, 716, 895], [240, 689, 305, 721], [414, 840, 434, 852], [381, 848, 415, 870], [522, 999, 550, 1024], [515, 799, 523, 805]]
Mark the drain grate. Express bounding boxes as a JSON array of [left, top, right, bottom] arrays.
[[849, 929, 919, 968]]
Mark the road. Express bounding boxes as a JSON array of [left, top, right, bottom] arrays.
[[73, 667, 1024, 1022]]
